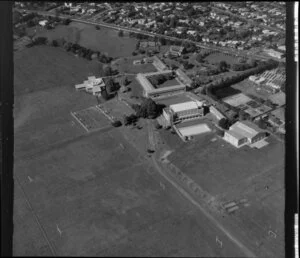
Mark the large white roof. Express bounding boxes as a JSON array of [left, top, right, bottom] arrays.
[[229, 121, 262, 139], [170, 101, 203, 113]]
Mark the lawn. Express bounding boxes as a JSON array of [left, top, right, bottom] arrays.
[[154, 78, 182, 89], [36, 22, 138, 58], [128, 76, 144, 99], [14, 45, 103, 96]]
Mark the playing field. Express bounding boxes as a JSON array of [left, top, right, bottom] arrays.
[[36, 22, 138, 58]]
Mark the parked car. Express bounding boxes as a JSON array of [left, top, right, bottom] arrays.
[[111, 120, 122, 127]]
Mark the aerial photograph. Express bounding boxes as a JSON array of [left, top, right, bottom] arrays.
[[13, 1, 286, 257]]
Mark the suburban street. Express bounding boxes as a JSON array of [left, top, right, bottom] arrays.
[[17, 8, 280, 62], [210, 5, 284, 33]]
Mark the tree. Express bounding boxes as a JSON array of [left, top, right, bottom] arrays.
[[118, 30, 124, 37], [159, 37, 166, 46], [63, 18, 71, 25], [218, 61, 229, 72], [103, 66, 113, 76], [51, 39, 58, 47], [218, 118, 230, 130], [105, 78, 119, 93], [257, 119, 267, 129], [101, 89, 110, 100], [121, 76, 130, 86]]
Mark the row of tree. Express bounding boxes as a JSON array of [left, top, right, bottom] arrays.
[[202, 59, 279, 100]]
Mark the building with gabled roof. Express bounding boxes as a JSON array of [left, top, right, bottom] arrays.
[[223, 121, 267, 148]]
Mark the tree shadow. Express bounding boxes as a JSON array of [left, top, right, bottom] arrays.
[[214, 87, 241, 99]]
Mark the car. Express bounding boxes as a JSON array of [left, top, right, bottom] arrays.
[[111, 120, 122, 127]]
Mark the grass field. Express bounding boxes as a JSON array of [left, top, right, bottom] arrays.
[[165, 132, 285, 258], [14, 45, 103, 96], [128, 76, 144, 99], [36, 22, 138, 58], [14, 71, 246, 256]]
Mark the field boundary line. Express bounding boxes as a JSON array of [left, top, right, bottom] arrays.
[[70, 111, 89, 133], [14, 176, 57, 256], [150, 155, 256, 258]]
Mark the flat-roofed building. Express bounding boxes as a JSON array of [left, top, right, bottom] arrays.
[[175, 69, 192, 87], [136, 71, 186, 99], [209, 106, 226, 121], [224, 121, 267, 147], [163, 100, 205, 124], [152, 55, 168, 71], [169, 45, 185, 57]]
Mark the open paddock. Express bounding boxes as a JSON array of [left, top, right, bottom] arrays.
[[35, 22, 138, 58]]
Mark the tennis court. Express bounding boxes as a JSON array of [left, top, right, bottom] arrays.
[[222, 93, 252, 107]]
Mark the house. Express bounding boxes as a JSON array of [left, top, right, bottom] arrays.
[[187, 30, 197, 36], [264, 49, 284, 59], [169, 45, 185, 57], [223, 121, 267, 148], [39, 20, 48, 26]]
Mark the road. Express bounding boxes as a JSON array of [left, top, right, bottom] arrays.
[[16, 8, 279, 62]]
